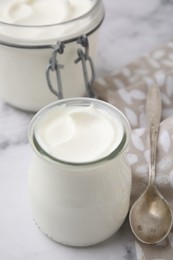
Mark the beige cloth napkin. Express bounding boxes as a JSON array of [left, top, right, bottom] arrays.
[[94, 40, 173, 260]]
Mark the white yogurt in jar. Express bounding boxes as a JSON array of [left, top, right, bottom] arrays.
[[0, 0, 96, 41], [28, 98, 131, 246], [0, 0, 93, 25], [0, 0, 104, 111], [35, 103, 124, 163]]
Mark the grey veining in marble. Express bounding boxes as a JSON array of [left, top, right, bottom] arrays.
[[96, 0, 173, 77], [1, 0, 173, 259]]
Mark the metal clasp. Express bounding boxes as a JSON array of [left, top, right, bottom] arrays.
[[46, 35, 96, 99], [75, 34, 96, 98], [46, 41, 65, 99]]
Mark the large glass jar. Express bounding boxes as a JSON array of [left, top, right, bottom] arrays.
[[0, 0, 104, 111], [28, 98, 132, 246]]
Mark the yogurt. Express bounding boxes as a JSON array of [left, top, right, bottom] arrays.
[[0, 0, 94, 25], [0, 0, 104, 111], [35, 104, 124, 163], [28, 98, 132, 246], [0, 0, 97, 41]]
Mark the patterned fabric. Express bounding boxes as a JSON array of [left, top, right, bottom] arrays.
[[94, 40, 173, 260]]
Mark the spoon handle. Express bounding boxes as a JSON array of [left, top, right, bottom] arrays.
[[146, 84, 162, 185]]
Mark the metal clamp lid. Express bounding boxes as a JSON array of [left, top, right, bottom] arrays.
[[46, 34, 96, 99]]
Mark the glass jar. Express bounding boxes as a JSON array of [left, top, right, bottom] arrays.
[[28, 98, 132, 247], [0, 0, 104, 111]]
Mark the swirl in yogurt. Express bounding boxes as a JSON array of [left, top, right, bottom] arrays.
[[35, 103, 124, 163]]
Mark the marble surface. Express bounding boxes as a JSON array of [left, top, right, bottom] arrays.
[[1, 0, 173, 259]]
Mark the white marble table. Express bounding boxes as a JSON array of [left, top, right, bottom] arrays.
[[1, 0, 173, 259]]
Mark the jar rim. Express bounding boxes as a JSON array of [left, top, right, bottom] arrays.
[[0, 0, 105, 46], [28, 98, 131, 167], [0, 0, 101, 28]]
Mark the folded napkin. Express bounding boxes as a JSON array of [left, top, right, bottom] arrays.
[[94, 40, 173, 260]]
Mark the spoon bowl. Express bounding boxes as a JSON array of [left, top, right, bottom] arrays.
[[129, 185, 173, 244]]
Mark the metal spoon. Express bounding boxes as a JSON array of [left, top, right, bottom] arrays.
[[129, 84, 173, 244]]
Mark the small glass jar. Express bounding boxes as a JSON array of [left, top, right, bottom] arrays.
[[0, 0, 104, 111], [28, 98, 132, 247]]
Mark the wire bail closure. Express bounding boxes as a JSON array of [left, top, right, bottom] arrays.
[[46, 34, 96, 99], [46, 42, 65, 99], [75, 34, 95, 98]]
